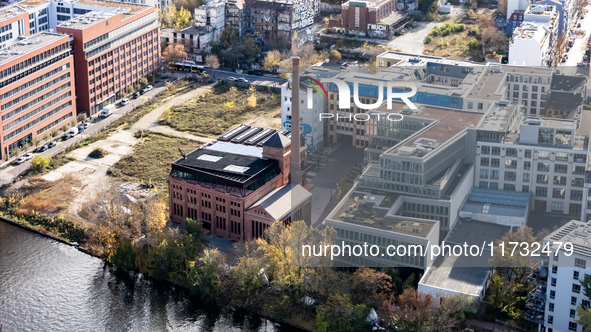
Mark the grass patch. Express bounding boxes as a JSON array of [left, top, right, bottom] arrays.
[[108, 131, 202, 190], [161, 83, 281, 137], [75, 79, 201, 148]]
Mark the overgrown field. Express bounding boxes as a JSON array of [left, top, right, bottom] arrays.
[[160, 83, 281, 137], [108, 131, 202, 189]]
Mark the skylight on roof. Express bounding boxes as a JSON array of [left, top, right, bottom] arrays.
[[224, 165, 250, 173], [197, 154, 223, 162]]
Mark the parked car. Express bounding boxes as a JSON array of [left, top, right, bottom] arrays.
[[14, 156, 26, 165], [67, 127, 79, 138], [78, 125, 85, 133], [36, 145, 48, 153], [82, 122, 91, 129], [121, 98, 130, 106], [144, 85, 153, 92], [228, 76, 238, 81], [23, 153, 33, 160], [578, 22, 582, 28], [581, 15, 585, 19], [585, 55, 589, 60], [133, 92, 141, 99], [48, 141, 57, 149]]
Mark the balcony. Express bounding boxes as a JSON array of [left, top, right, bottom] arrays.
[[524, 309, 544, 324], [525, 298, 545, 312]]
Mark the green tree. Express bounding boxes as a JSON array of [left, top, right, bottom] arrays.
[[489, 227, 538, 282], [263, 50, 282, 72], [139, 77, 148, 86], [30, 155, 50, 174], [243, 37, 259, 60], [577, 307, 591, 332], [161, 6, 192, 29], [77, 113, 87, 123]]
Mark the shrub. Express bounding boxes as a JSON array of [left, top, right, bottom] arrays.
[[469, 38, 482, 49], [88, 147, 108, 159], [30, 156, 51, 174], [424, 36, 433, 44]]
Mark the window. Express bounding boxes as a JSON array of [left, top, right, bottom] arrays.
[[505, 160, 517, 169], [550, 290, 556, 299], [536, 187, 548, 197], [569, 322, 578, 331], [506, 148, 517, 157], [524, 161, 531, 170], [491, 147, 501, 155], [523, 173, 530, 182], [490, 170, 499, 180], [551, 278, 556, 286], [491, 159, 500, 168], [537, 174, 548, 184], [552, 189, 565, 199], [555, 164, 568, 173], [504, 184, 516, 191], [576, 258, 587, 268], [525, 150, 532, 158], [538, 162, 550, 172], [480, 157, 490, 167], [481, 146, 490, 154], [549, 302, 554, 312], [480, 169, 489, 179], [522, 185, 530, 192], [548, 315, 554, 324], [574, 271, 580, 280], [552, 265, 558, 274], [572, 296, 577, 305], [504, 171, 516, 181], [551, 201, 564, 212], [571, 309, 576, 318], [573, 284, 581, 293]]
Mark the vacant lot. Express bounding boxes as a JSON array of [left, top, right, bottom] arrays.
[[423, 20, 485, 61], [108, 131, 202, 189], [161, 83, 281, 137], [16, 176, 81, 216]]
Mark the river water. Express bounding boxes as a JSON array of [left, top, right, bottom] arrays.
[[0, 221, 299, 332]]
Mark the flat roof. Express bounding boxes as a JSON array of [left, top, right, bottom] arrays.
[[171, 148, 280, 189], [522, 116, 576, 130], [59, 11, 118, 30], [386, 106, 483, 155], [0, 4, 27, 21], [328, 188, 436, 238], [466, 69, 506, 101], [0, 33, 67, 67], [478, 103, 520, 132], [462, 202, 526, 217], [546, 220, 591, 258], [208, 141, 263, 158], [380, 11, 406, 25], [69, 0, 147, 12], [419, 220, 510, 296]]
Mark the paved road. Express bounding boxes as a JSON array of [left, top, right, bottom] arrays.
[[560, 5, 590, 70], [0, 83, 168, 185]]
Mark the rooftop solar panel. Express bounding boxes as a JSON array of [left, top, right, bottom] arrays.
[[244, 128, 276, 145], [231, 126, 263, 144], [218, 124, 250, 141]]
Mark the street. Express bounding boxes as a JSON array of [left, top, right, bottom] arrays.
[[560, 4, 590, 70], [0, 83, 168, 185]]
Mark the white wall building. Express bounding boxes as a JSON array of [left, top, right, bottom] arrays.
[[544, 220, 591, 332], [280, 82, 324, 152], [509, 23, 552, 66]]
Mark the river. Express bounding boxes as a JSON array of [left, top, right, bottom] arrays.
[[0, 221, 300, 332]]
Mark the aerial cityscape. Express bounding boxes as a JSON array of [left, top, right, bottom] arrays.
[[0, 0, 591, 330]]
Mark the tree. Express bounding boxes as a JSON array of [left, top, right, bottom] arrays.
[[489, 227, 538, 282], [77, 113, 87, 123], [263, 50, 282, 72], [328, 50, 342, 63], [430, 295, 474, 332], [392, 288, 434, 332], [350, 268, 392, 306], [481, 27, 508, 55], [205, 54, 220, 69], [30, 156, 50, 174], [163, 44, 187, 64], [139, 77, 148, 86], [161, 5, 192, 29], [219, 24, 239, 48], [368, 57, 378, 74], [243, 37, 259, 60], [577, 306, 591, 332], [315, 294, 370, 332], [172, 0, 204, 16]]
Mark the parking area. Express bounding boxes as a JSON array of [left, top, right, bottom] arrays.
[[560, 5, 590, 67]]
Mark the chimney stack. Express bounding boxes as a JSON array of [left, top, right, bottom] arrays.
[[290, 57, 302, 186]]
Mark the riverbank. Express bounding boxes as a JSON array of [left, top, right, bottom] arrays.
[[0, 216, 310, 331]]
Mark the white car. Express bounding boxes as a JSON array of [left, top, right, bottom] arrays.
[[15, 153, 33, 164], [23, 153, 33, 160], [121, 98, 130, 106], [228, 76, 238, 81], [144, 85, 153, 91]]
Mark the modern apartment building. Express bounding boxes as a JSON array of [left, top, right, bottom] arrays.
[[56, 3, 160, 116], [168, 127, 310, 241], [509, 5, 559, 67], [0, 32, 76, 159], [0, 6, 30, 48], [542, 220, 591, 332]]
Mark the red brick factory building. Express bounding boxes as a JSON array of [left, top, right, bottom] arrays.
[[168, 126, 311, 241]]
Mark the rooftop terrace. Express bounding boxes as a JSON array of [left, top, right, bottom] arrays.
[[328, 188, 437, 238], [546, 220, 591, 258]]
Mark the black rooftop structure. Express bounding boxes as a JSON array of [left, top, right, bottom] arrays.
[[263, 132, 291, 148], [170, 148, 280, 192]]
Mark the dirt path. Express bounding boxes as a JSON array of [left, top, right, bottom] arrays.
[[40, 83, 216, 222]]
